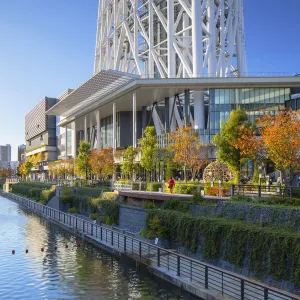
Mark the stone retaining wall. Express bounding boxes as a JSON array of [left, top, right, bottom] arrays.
[[118, 205, 146, 233]]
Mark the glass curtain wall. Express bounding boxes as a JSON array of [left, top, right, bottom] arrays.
[[209, 88, 291, 140], [100, 113, 120, 148]]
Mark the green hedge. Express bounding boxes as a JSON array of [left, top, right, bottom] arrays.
[[146, 209, 300, 286], [231, 195, 300, 207], [100, 200, 120, 225], [75, 187, 104, 198], [60, 187, 73, 204], [146, 182, 162, 192]]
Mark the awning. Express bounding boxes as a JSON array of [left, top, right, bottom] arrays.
[[47, 69, 139, 116]]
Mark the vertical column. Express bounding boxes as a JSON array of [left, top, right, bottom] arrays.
[[182, 12, 189, 78], [65, 126, 68, 160], [84, 116, 88, 142], [164, 97, 170, 132], [184, 90, 190, 125], [142, 106, 147, 134], [96, 110, 101, 149], [133, 92, 137, 148], [112, 103, 116, 154], [72, 121, 77, 159], [192, 0, 205, 130], [207, 0, 216, 76], [148, 0, 154, 78], [167, 0, 175, 78], [90, 118, 93, 146]]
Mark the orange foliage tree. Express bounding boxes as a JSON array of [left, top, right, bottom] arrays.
[[89, 148, 114, 180], [257, 109, 300, 186], [169, 126, 206, 182]]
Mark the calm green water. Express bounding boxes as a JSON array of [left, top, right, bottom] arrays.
[[0, 196, 200, 300]]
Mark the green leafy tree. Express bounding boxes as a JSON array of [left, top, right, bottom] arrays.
[[121, 146, 138, 180], [214, 109, 251, 183], [24, 160, 33, 178], [75, 141, 92, 180], [140, 126, 158, 181]]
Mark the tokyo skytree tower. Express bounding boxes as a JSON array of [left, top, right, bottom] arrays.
[[94, 0, 247, 78]]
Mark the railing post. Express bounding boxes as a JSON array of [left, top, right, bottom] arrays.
[[124, 236, 127, 252], [258, 185, 262, 198], [264, 288, 268, 300], [231, 185, 235, 197], [205, 266, 208, 289], [157, 248, 160, 267], [100, 227, 103, 240], [241, 279, 244, 300], [177, 256, 180, 276], [139, 241, 141, 259]]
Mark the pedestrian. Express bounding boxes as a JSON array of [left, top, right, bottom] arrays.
[[167, 177, 175, 194]]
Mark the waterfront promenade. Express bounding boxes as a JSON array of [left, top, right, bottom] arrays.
[[1, 190, 299, 300]]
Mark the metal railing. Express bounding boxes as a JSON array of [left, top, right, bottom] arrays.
[[232, 185, 300, 199], [1, 190, 299, 300]]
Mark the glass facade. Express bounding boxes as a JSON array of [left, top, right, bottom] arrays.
[[100, 113, 120, 148], [208, 88, 291, 140]]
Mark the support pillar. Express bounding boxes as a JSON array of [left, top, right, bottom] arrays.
[[112, 103, 116, 154], [72, 121, 77, 159], [90, 119, 93, 145], [192, 0, 205, 131], [164, 97, 170, 132], [84, 116, 87, 142], [65, 126, 68, 160], [184, 90, 190, 125], [96, 110, 101, 149], [142, 106, 147, 134], [133, 92, 137, 148]]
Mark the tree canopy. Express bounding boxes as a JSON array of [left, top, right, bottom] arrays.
[[214, 108, 252, 183], [89, 148, 114, 179], [75, 141, 92, 179]]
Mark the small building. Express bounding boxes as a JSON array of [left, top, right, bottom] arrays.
[[25, 97, 58, 179]]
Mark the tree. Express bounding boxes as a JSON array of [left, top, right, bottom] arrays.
[[121, 146, 138, 180], [48, 161, 59, 179], [89, 148, 114, 180], [169, 126, 204, 182], [140, 126, 158, 181], [23, 160, 33, 178], [214, 109, 252, 183], [257, 109, 300, 186], [75, 141, 92, 180]]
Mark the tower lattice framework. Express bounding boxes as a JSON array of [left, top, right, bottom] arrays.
[[94, 0, 247, 78]]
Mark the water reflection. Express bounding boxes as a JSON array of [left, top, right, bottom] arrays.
[[0, 196, 200, 299]]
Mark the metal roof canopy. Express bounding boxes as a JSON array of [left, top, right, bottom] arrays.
[[46, 71, 300, 127]]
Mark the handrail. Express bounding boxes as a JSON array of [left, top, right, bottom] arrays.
[[1, 190, 299, 300]]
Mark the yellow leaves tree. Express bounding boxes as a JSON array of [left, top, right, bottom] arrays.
[[169, 126, 205, 182], [257, 109, 300, 186], [89, 148, 114, 180]]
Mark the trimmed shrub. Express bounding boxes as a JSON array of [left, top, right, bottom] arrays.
[[68, 207, 79, 214], [60, 187, 73, 204], [41, 189, 55, 202], [146, 182, 162, 192], [206, 187, 230, 197], [90, 212, 100, 220], [173, 183, 199, 195], [100, 192, 116, 200], [142, 201, 157, 209], [100, 200, 120, 225], [76, 187, 104, 198], [28, 187, 42, 200], [162, 199, 190, 213]]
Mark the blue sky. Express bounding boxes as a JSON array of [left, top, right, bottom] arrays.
[[0, 0, 299, 160]]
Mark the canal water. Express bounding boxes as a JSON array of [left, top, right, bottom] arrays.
[[0, 196, 200, 300]]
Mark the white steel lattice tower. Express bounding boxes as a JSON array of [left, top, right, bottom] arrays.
[[94, 0, 247, 78]]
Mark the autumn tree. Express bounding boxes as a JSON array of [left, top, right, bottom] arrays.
[[57, 159, 74, 179], [48, 161, 59, 179], [75, 141, 92, 180], [169, 126, 204, 182], [23, 160, 33, 178], [89, 148, 114, 180], [121, 146, 138, 180], [140, 126, 158, 181], [257, 109, 300, 186], [214, 109, 252, 183]]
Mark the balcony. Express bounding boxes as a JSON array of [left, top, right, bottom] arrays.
[[25, 145, 57, 157]]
